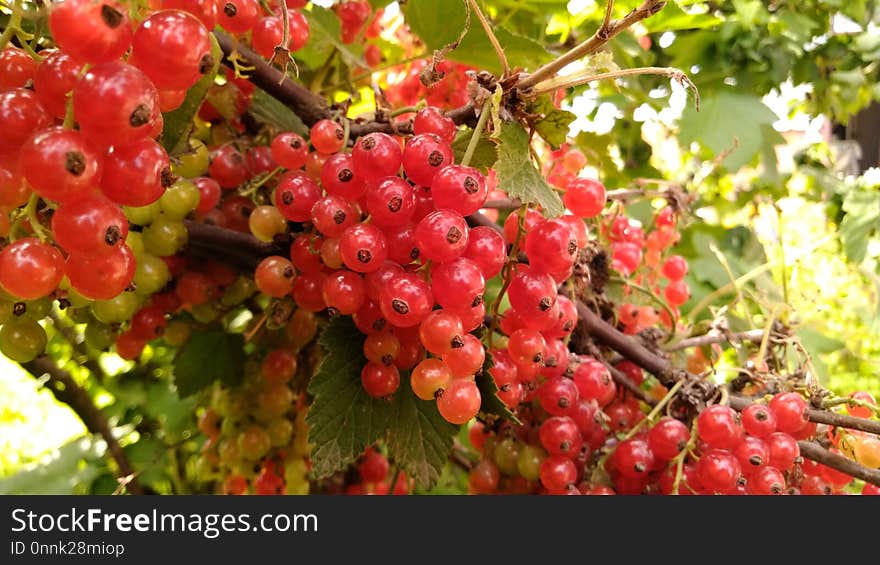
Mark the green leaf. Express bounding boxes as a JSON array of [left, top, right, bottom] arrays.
[[495, 122, 564, 217], [642, 1, 723, 32], [401, 0, 551, 75], [307, 317, 458, 487], [385, 385, 458, 488], [527, 95, 576, 149], [249, 89, 308, 136], [306, 317, 389, 479], [296, 6, 363, 70], [840, 190, 880, 264], [451, 130, 498, 173], [173, 331, 245, 397], [476, 351, 521, 425], [678, 91, 780, 170], [160, 33, 222, 154], [144, 382, 197, 439]]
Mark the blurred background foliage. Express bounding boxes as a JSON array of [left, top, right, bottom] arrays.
[[2, 0, 879, 493]]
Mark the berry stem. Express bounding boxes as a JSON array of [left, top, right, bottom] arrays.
[[461, 99, 492, 168], [0, 0, 23, 52], [21, 193, 49, 241], [486, 203, 528, 350], [670, 420, 699, 495], [516, 0, 667, 91], [821, 396, 880, 417], [622, 379, 684, 441], [608, 275, 678, 343], [466, 0, 510, 77]]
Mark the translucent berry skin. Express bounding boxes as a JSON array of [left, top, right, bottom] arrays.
[[361, 362, 400, 398], [379, 273, 434, 328], [741, 404, 777, 438], [437, 379, 481, 425], [52, 196, 128, 257], [747, 466, 786, 495], [129, 10, 212, 91], [661, 254, 688, 281], [49, 0, 133, 64], [273, 171, 322, 222], [66, 244, 136, 300], [352, 132, 402, 181], [464, 226, 506, 278], [73, 62, 161, 149], [647, 417, 690, 460], [664, 280, 690, 307], [545, 295, 578, 339], [292, 272, 327, 312], [563, 178, 606, 218], [538, 377, 579, 417], [696, 449, 741, 494], [766, 432, 799, 471], [384, 224, 420, 265], [193, 177, 221, 214], [209, 145, 250, 189], [217, 0, 261, 34], [0, 47, 37, 90], [320, 152, 366, 200], [254, 256, 296, 297], [442, 334, 485, 378], [612, 438, 655, 479], [359, 448, 389, 483], [525, 218, 578, 275], [0, 238, 65, 300], [339, 224, 389, 273], [697, 404, 742, 450], [19, 128, 103, 204], [503, 207, 543, 244], [365, 176, 415, 227], [430, 257, 486, 311], [270, 132, 309, 170], [539, 416, 583, 458], [310, 195, 354, 238], [413, 107, 456, 143], [321, 271, 366, 315], [449, 301, 485, 333], [402, 134, 453, 187], [414, 210, 469, 263], [251, 12, 310, 57], [33, 50, 84, 119], [734, 436, 770, 476], [101, 138, 171, 207], [431, 165, 488, 216], [0, 90, 52, 153], [161, 0, 218, 29], [411, 358, 453, 400], [310, 119, 345, 154], [507, 268, 558, 329], [769, 392, 809, 434], [539, 455, 577, 492]]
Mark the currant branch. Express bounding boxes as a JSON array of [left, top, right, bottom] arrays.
[[21, 356, 144, 494]]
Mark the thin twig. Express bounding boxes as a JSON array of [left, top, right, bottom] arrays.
[[664, 329, 767, 352], [797, 441, 880, 488], [22, 356, 143, 494], [516, 0, 668, 91], [529, 66, 699, 111], [466, 0, 510, 77]]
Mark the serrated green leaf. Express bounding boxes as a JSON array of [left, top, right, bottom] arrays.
[[495, 122, 564, 217], [173, 331, 245, 397], [307, 317, 458, 486], [306, 317, 389, 478], [678, 92, 780, 170], [296, 6, 363, 70], [476, 351, 521, 425], [160, 33, 222, 154], [451, 130, 498, 173], [840, 190, 880, 264], [249, 89, 308, 136], [385, 385, 458, 488], [144, 382, 197, 439], [401, 0, 551, 74], [527, 95, 576, 149]]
